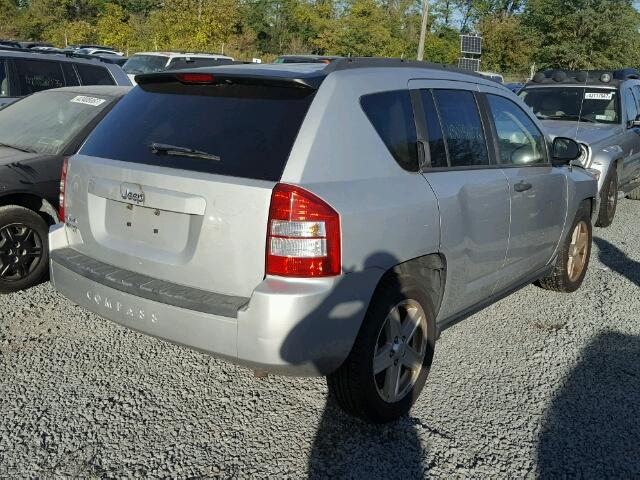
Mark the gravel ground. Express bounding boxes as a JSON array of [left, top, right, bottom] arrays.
[[1, 199, 639, 478]]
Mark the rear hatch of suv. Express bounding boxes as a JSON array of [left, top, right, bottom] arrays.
[[62, 70, 318, 299]]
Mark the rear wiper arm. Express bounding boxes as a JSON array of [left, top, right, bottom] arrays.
[[149, 142, 220, 161]]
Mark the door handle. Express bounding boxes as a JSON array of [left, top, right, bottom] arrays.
[[514, 181, 532, 192]]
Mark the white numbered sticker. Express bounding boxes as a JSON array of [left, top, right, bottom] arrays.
[[585, 92, 613, 101], [70, 95, 106, 107]]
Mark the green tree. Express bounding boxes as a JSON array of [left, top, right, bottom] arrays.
[[147, 0, 239, 52], [97, 3, 133, 52], [479, 14, 535, 74], [523, 0, 640, 69], [0, 0, 21, 38], [333, 0, 406, 56]]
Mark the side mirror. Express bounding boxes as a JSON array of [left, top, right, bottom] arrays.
[[551, 137, 581, 164], [629, 114, 640, 128]]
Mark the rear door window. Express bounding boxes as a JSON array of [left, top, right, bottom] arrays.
[[14, 59, 65, 95], [419, 90, 448, 168], [432, 89, 489, 167], [61, 63, 80, 86], [360, 90, 418, 171], [0, 59, 9, 97], [80, 83, 315, 181], [76, 64, 115, 85]]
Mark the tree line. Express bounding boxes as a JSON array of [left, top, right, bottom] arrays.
[[0, 0, 639, 78]]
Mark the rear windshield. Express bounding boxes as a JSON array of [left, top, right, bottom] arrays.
[[122, 55, 169, 75], [80, 83, 315, 181]]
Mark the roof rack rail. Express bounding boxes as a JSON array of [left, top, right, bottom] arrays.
[[531, 68, 640, 84], [0, 45, 125, 65], [323, 56, 485, 79]]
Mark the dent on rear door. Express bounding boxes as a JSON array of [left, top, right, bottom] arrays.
[[424, 170, 510, 322]]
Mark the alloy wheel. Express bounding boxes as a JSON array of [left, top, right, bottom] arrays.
[[567, 220, 589, 282], [0, 223, 43, 282], [373, 299, 428, 403]]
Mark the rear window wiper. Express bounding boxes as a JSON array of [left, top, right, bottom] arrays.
[[149, 142, 220, 162]]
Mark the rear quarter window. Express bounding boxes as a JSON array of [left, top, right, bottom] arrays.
[[79, 83, 315, 181], [360, 90, 418, 171], [76, 64, 115, 86]]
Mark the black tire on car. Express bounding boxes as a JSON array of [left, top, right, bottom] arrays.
[[627, 186, 640, 200], [538, 201, 592, 293], [327, 275, 436, 423], [595, 169, 618, 227], [0, 205, 49, 294]]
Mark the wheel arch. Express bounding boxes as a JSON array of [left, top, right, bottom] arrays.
[[372, 252, 447, 320], [0, 193, 59, 226]]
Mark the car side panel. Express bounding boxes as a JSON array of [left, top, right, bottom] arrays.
[[0, 156, 62, 207], [423, 170, 510, 322]]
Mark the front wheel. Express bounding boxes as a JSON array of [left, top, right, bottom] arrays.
[[0, 206, 49, 294], [538, 202, 592, 293], [327, 276, 436, 423]]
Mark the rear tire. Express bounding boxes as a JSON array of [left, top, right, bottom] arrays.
[[0, 206, 49, 294], [595, 170, 618, 227], [627, 186, 640, 200], [538, 202, 592, 293], [327, 275, 436, 423]]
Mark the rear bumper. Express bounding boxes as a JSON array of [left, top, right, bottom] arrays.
[[49, 225, 381, 376]]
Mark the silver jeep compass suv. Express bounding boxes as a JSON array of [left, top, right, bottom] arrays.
[[50, 58, 597, 423]]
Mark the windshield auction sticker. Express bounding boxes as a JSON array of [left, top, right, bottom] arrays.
[[585, 92, 614, 101], [70, 95, 106, 107]]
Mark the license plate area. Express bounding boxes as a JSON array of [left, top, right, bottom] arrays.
[[104, 199, 191, 252]]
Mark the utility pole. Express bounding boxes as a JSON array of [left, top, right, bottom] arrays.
[[417, 0, 429, 61]]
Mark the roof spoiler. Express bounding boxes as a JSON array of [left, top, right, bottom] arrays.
[[135, 70, 324, 90]]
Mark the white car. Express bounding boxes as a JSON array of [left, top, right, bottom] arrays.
[[122, 52, 235, 84]]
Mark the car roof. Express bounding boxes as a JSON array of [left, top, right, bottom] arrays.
[[0, 48, 122, 67], [41, 85, 132, 97], [131, 51, 233, 59], [136, 57, 502, 90], [277, 54, 342, 59]]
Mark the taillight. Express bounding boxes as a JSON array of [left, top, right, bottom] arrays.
[[58, 157, 69, 223], [266, 183, 341, 277], [176, 73, 216, 84]]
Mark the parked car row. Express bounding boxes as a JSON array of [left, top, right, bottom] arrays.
[[0, 57, 634, 425]]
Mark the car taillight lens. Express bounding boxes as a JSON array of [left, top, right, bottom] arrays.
[[266, 183, 341, 277], [176, 73, 216, 84], [59, 157, 69, 223]]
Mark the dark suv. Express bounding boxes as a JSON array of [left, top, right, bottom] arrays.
[[0, 49, 130, 107]]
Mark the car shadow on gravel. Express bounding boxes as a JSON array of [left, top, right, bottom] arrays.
[[593, 237, 640, 287], [278, 252, 429, 477], [537, 332, 640, 477], [307, 398, 426, 479]]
